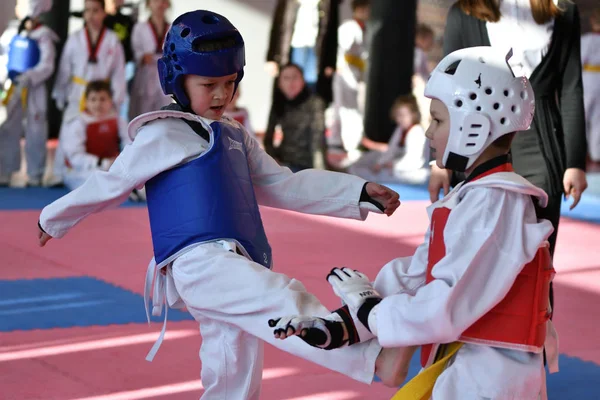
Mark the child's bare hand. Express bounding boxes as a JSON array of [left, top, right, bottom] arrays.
[[38, 227, 52, 247], [365, 182, 400, 216]]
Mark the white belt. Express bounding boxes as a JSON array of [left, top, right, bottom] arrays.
[[144, 258, 168, 361]]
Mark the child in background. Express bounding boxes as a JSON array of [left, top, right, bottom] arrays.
[[350, 94, 430, 184], [51, 0, 126, 185], [264, 63, 326, 171], [272, 47, 558, 399], [128, 0, 172, 119], [0, 0, 58, 187], [328, 0, 370, 161], [58, 81, 129, 191], [413, 23, 435, 127], [38, 10, 408, 399], [224, 85, 256, 140], [582, 7, 600, 162]]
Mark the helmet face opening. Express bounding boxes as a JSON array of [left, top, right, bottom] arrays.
[[158, 10, 246, 108]]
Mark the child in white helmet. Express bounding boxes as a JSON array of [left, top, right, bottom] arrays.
[[37, 9, 411, 399], [271, 46, 558, 399]]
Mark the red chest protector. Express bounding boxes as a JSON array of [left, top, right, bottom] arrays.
[[420, 165, 555, 367], [86, 117, 120, 159]]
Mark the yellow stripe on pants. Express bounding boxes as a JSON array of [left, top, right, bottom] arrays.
[[391, 342, 463, 400]]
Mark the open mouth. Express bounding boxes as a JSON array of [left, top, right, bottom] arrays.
[[210, 105, 225, 112]]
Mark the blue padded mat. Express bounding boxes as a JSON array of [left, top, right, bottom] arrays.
[[0, 277, 193, 331]]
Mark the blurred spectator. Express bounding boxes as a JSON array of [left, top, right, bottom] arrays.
[[350, 94, 429, 184], [128, 0, 171, 119], [264, 63, 326, 172], [582, 7, 600, 162], [328, 0, 370, 162], [266, 0, 341, 104]]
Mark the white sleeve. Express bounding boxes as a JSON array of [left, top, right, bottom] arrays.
[[25, 34, 56, 86], [378, 127, 403, 164], [130, 23, 149, 64], [372, 188, 553, 347], [243, 130, 375, 220], [337, 22, 356, 54], [61, 117, 99, 170], [109, 36, 127, 107], [39, 119, 207, 238], [393, 126, 428, 171], [52, 34, 75, 104]]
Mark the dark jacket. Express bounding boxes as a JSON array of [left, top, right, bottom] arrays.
[[443, 1, 587, 196], [266, 0, 341, 104], [264, 87, 326, 170]]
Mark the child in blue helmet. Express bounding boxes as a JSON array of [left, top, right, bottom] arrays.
[[37, 10, 408, 399]]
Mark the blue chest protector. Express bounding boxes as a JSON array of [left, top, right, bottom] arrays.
[[7, 34, 41, 80], [145, 120, 272, 269]]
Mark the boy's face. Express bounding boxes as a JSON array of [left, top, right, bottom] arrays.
[[278, 67, 305, 100], [184, 73, 237, 120], [147, 0, 170, 16], [416, 35, 434, 52], [84, 0, 106, 30], [354, 6, 370, 22], [394, 105, 415, 131], [86, 90, 113, 117], [425, 99, 451, 169]]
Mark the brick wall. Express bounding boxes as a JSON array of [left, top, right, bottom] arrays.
[[417, 0, 598, 62]]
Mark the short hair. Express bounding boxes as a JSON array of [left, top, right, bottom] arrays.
[[490, 132, 516, 151], [85, 80, 112, 98], [86, 0, 106, 9], [592, 7, 600, 25], [416, 23, 434, 38], [390, 94, 421, 125], [351, 0, 370, 11]]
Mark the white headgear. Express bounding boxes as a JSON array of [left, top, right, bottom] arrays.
[[424, 46, 535, 172], [26, 0, 53, 18]]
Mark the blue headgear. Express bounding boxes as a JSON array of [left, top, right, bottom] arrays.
[[158, 10, 245, 108]]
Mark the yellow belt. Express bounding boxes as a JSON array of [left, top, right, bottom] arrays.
[[72, 76, 90, 111], [583, 64, 600, 73], [1, 80, 28, 110], [391, 342, 463, 400], [344, 54, 366, 72]]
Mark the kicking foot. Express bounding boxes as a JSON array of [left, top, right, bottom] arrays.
[[375, 345, 418, 387]]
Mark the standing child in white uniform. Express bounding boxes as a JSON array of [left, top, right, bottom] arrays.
[[582, 7, 600, 162], [328, 0, 370, 161], [128, 0, 172, 120], [51, 0, 126, 184], [58, 80, 129, 191], [0, 0, 58, 187], [272, 47, 559, 400], [38, 10, 411, 400], [350, 94, 430, 184]]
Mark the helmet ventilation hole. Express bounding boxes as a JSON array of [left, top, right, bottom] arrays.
[[476, 106, 482, 111], [455, 99, 463, 108], [469, 93, 477, 100], [500, 117, 507, 124], [485, 87, 493, 95], [170, 43, 176, 51], [493, 103, 500, 110], [511, 105, 518, 113], [503, 89, 510, 97], [174, 64, 183, 71], [520, 91, 527, 99], [180, 28, 190, 38]]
